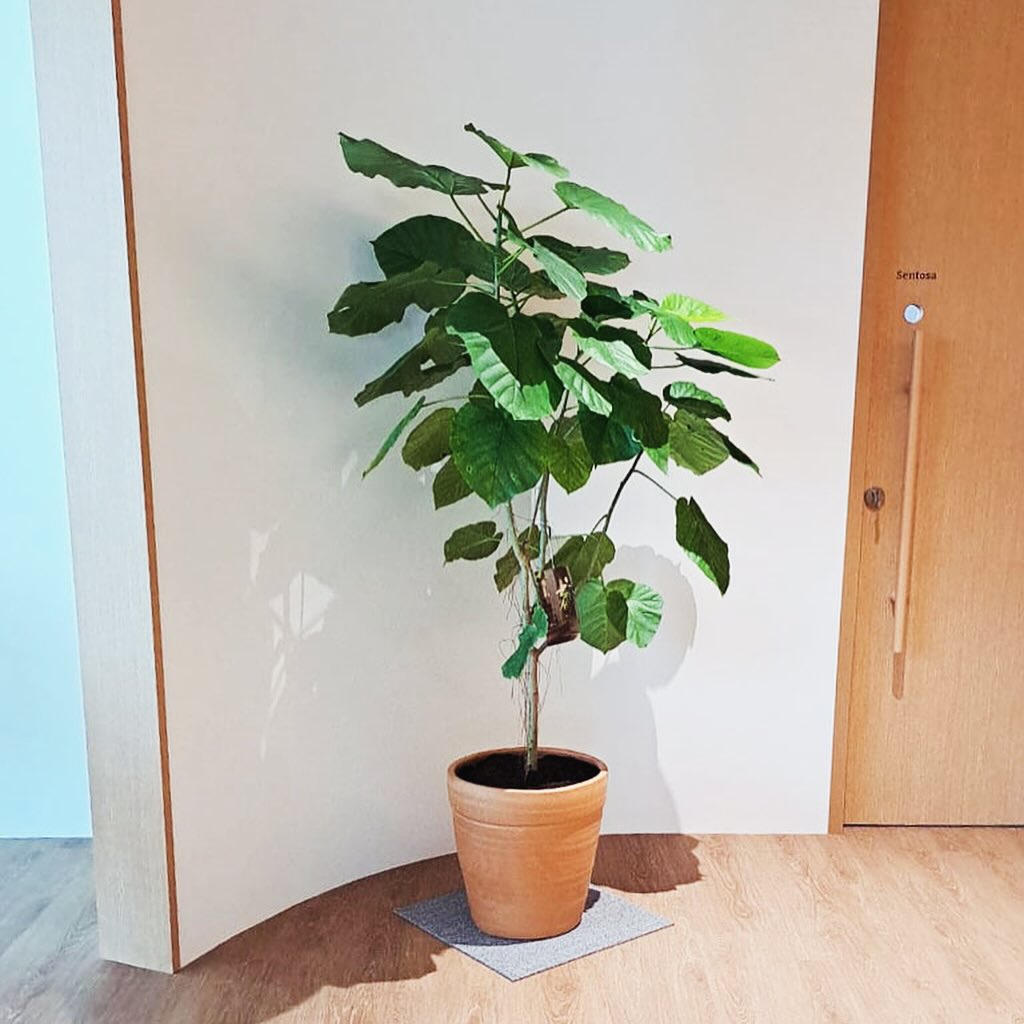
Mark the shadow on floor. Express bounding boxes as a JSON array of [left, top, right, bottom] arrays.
[[69, 836, 702, 1023]]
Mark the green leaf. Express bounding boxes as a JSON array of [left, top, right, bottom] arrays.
[[450, 401, 549, 507], [675, 352, 764, 380], [553, 360, 613, 416], [551, 533, 615, 586], [668, 408, 731, 475], [401, 407, 454, 469], [528, 239, 587, 301], [447, 294, 562, 420], [433, 458, 473, 508], [530, 236, 629, 276], [501, 605, 550, 679], [548, 416, 593, 494], [576, 580, 629, 653], [554, 181, 672, 253], [569, 319, 650, 379], [444, 521, 503, 563], [578, 406, 642, 465], [637, 293, 726, 345], [328, 262, 465, 336], [606, 375, 669, 448], [339, 132, 499, 195], [362, 397, 425, 478], [694, 327, 779, 369], [645, 440, 670, 474], [464, 123, 569, 178], [581, 282, 640, 322], [675, 497, 730, 594], [606, 579, 664, 648], [493, 527, 541, 592], [663, 381, 731, 421], [718, 433, 760, 475], [372, 215, 492, 279], [354, 312, 468, 406]]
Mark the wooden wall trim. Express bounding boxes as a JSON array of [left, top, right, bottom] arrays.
[[29, 0, 178, 971], [109, 0, 180, 969], [828, 8, 883, 833]]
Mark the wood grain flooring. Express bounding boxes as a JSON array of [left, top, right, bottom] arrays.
[[2, 831, 1023, 1023]]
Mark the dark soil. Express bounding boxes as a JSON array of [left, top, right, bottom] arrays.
[[456, 751, 600, 790]]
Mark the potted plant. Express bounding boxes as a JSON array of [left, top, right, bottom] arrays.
[[328, 124, 778, 939]]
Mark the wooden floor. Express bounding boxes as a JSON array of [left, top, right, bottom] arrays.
[[2, 831, 1023, 1023]]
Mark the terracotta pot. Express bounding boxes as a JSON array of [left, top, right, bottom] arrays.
[[447, 747, 608, 939]]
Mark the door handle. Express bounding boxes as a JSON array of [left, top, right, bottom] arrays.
[[892, 327, 925, 698]]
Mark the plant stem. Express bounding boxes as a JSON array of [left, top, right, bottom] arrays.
[[449, 195, 486, 244], [521, 207, 568, 233], [635, 469, 677, 501], [475, 193, 498, 223], [600, 451, 643, 532], [525, 645, 545, 773], [493, 166, 513, 301]]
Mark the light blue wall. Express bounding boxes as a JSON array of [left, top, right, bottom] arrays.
[[0, 0, 91, 837]]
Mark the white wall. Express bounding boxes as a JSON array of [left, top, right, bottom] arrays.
[[0, 0, 89, 839], [117, 0, 878, 963]]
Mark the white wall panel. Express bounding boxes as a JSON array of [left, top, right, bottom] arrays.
[[115, 0, 878, 963]]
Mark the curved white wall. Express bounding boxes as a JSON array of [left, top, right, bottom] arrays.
[[116, 0, 879, 964]]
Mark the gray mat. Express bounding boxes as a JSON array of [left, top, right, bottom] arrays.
[[395, 888, 671, 981]]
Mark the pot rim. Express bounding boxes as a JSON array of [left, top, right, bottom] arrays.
[[447, 746, 608, 795]]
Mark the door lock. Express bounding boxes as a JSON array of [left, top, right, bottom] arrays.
[[864, 486, 886, 510]]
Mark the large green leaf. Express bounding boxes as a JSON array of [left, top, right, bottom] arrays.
[[528, 239, 587, 301], [450, 401, 549, 507], [433, 458, 473, 508], [606, 375, 669, 448], [581, 282, 641, 322], [694, 327, 779, 368], [493, 527, 541, 592], [464, 123, 569, 178], [569, 319, 650, 379], [576, 579, 629, 653], [637, 294, 726, 344], [675, 497, 730, 594], [443, 521, 503, 563], [354, 312, 468, 406], [372, 215, 491, 279], [668, 408, 730, 475], [530, 236, 629, 276], [554, 181, 672, 253], [675, 352, 763, 380], [645, 438, 671, 474], [401, 407, 454, 469], [339, 132, 498, 195], [663, 381, 731, 421], [362, 397, 425, 478], [547, 416, 593, 494], [578, 407, 642, 465], [447, 294, 562, 420], [553, 360, 613, 416], [329, 262, 465, 336], [606, 579, 663, 648], [551, 533, 615, 585], [501, 605, 550, 679]]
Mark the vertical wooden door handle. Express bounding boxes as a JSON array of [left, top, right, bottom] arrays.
[[892, 328, 925, 697]]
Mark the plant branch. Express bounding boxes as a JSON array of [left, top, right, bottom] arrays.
[[596, 451, 643, 533], [449, 195, 486, 244], [635, 469, 676, 501], [475, 193, 498, 223], [493, 165, 514, 301], [521, 207, 569, 233]]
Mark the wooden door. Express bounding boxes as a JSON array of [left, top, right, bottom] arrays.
[[838, 0, 1024, 825]]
